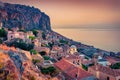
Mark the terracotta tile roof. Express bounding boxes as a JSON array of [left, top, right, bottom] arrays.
[[55, 59, 72, 71], [55, 59, 93, 79], [106, 56, 120, 64], [90, 64, 120, 77], [65, 54, 80, 60]]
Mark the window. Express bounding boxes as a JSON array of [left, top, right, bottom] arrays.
[[73, 61, 75, 64], [11, 36, 13, 38], [107, 77, 109, 80]]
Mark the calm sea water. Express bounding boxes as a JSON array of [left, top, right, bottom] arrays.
[[53, 28, 120, 52]]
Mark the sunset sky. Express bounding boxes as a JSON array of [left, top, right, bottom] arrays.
[[0, 0, 120, 28]]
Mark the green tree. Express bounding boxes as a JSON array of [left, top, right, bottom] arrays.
[[110, 62, 120, 69], [82, 64, 88, 71], [41, 68, 49, 74], [48, 66, 56, 73], [0, 28, 7, 37], [41, 66, 56, 76], [32, 30, 38, 37], [43, 56, 50, 60]]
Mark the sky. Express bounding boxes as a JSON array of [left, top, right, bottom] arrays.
[[0, 0, 120, 28]]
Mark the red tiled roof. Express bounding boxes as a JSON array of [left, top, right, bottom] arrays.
[[90, 64, 120, 77], [55, 59, 93, 79], [65, 54, 80, 60], [106, 56, 120, 64], [55, 59, 72, 71]]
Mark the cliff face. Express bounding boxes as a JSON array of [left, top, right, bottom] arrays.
[[0, 45, 44, 80], [0, 2, 51, 31]]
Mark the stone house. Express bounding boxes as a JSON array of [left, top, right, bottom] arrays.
[[55, 59, 96, 80], [7, 31, 25, 41], [88, 64, 120, 80]]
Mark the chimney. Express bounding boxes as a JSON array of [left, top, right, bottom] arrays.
[[93, 53, 98, 71]]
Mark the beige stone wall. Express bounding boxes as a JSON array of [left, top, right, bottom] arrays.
[[7, 31, 25, 41], [99, 72, 116, 80], [34, 46, 50, 55], [88, 67, 117, 80], [88, 68, 97, 78], [116, 76, 120, 80]]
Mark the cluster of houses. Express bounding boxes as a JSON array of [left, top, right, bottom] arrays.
[[0, 22, 120, 80], [7, 28, 40, 44], [48, 44, 120, 80]]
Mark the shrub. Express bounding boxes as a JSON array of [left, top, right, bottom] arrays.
[[43, 56, 50, 60], [6, 39, 34, 51], [30, 76, 36, 80], [48, 66, 56, 73], [110, 62, 120, 69], [82, 64, 88, 71], [29, 36, 35, 41], [32, 59, 40, 64], [42, 32, 46, 40], [32, 30, 38, 37], [30, 49, 37, 55], [28, 75, 36, 80], [6, 73, 14, 80], [41, 66, 56, 75], [59, 39, 68, 44], [0, 28, 7, 38], [18, 29, 27, 33], [0, 63, 3, 69]]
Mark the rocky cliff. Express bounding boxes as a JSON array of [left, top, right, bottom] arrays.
[[0, 45, 44, 80], [0, 2, 51, 31]]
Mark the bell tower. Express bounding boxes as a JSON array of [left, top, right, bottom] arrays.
[[93, 53, 98, 70]]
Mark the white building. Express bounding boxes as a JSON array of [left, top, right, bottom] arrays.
[[97, 56, 108, 66], [69, 45, 78, 54], [7, 31, 25, 41]]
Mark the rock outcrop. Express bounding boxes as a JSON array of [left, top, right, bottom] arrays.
[[0, 1, 51, 31], [0, 45, 44, 80], [0, 52, 20, 80]]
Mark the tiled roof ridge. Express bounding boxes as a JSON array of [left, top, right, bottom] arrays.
[[61, 58, 89, 70], [56, 59, 93, 79], [55, 58, 92, 73]]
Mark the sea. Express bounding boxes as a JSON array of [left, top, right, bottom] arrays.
[[53, 27, 120, 53]]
